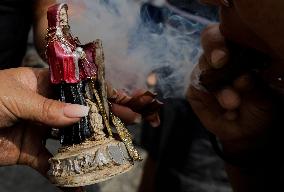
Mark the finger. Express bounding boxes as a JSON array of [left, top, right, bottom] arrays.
[[187, 85, 237, 137], [130, 89, 149, 97], [187, 85, 222, 123], [144, 113, 161, 128], [113, 89, 153, 105], [107, 86, 132, 104], [201, 24, 229, 69], [233, 73, 254, 92], [210, 49, 228, 69], [127, 91, 159, 111], [13, 90, 89, 127], [32, 68, 55, 98], [111, 103, 141, 124], [6, 67, 89, 127], [198, 55, 231, 91], [16, 123, 51, 175], [13, 67, 54, 98], [216, 88, 241, 110], [24, 147, 86, 192], [18, 124, 85, 192], [28, 146, 53, 176], [115, 89, 132, 104]]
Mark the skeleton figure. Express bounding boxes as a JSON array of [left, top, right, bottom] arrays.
[[46, 3, 162, 162]]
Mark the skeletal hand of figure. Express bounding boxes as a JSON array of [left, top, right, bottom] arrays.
[[0, 67, 88, 192], [75, 47, 86, 59], [187, 24, 281, 158]]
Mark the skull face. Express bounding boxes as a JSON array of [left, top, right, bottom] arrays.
[[59, 7, 68, 26]]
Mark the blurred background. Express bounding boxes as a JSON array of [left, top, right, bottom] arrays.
[[0, 0, 232, 192]]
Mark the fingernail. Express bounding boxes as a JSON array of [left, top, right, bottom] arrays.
[[134, 115, 142, 124], [64, 104, 89, 118], [150, 120, 160, 128], [218, 89, 240, 110], [150, 117, 160, 128], [211, 49, 226, 69]]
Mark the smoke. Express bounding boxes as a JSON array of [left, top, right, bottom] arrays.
[[58, 0, 206, 98]]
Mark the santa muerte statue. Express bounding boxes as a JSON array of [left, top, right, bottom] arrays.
[[45, 3, 162, 187]]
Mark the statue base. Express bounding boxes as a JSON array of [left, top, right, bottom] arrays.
[[48, 137, 134, 187]]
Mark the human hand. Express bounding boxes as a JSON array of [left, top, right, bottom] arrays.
[[107, 84, 162, 127], [187, 24, 280, 158], [0, 67, 89, 191]]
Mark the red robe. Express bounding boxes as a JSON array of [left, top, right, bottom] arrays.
[[46, 38, 97, 84], [46, 3, 97, 84]]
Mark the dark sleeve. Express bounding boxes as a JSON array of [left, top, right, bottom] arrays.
[[0, 0, 33, 69], [141, 98, 201, 160]]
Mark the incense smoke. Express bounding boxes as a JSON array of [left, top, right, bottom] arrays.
[[59, 0, 210, 98]]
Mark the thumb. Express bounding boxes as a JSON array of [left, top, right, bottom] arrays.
[[201, 24, 229, 69], [13, 91, 89, 127]]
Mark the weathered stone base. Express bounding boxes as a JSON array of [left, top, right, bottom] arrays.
[[48, 138, 134, 187]]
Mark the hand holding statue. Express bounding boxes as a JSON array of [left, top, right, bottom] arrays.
[[0, 68, 161, 190], [0, 67, 89, 192]]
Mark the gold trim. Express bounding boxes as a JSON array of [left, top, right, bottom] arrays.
[[110, 113, 142, 161]]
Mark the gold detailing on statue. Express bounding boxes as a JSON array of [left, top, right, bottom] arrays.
[[110, 113, 142, 161], [91, 39, 141, 161], [90, 79, 113, 137], [95, 39, 110, 117], [46, 3, 140, 187], [95, 39, 105, 66], [48, 138, 134, 187], [95, 90, 113, 137]]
